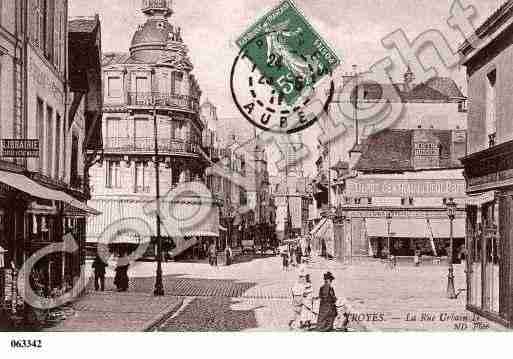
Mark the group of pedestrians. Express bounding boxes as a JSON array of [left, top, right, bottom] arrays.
[[290, 270, 342, 331], [92, 254, 130, 292], [282, 240, 311, 271], [208, 242, 234, 267]]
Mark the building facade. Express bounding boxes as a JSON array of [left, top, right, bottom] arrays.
[[87, 0, 220, 260], [311, 70, 468, 260], [0, 1, 102, 321], [202, 106, 275, 250], [459, 0, 513, 328]]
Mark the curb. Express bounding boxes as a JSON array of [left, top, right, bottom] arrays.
[[143, 297, 185, 332]]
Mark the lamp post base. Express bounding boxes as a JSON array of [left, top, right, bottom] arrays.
[[447, 266, 456, 299], [154, 265, 165, 296]]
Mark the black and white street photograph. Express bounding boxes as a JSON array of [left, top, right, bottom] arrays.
[[0, 1, 512, 353]]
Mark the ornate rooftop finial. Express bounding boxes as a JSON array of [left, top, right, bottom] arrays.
[[142, 0, 173, 18]]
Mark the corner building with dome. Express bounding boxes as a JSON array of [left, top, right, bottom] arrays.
[[87, 0, 221, 258]]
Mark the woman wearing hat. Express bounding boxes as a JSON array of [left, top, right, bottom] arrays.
[[317, 271, 338, 331]]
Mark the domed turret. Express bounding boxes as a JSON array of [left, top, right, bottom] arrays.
[[130, 0, 186, 62]]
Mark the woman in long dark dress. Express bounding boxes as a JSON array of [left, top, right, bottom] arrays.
[[317, 272, 338, 331], [114, 254, 129, 292]]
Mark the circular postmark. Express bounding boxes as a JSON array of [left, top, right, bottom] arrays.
[[231, 31, 335, 134]]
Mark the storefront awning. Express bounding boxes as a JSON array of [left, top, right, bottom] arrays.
[[365, 218, 429, 238], [428, 218, 465, 238], [87, 198, 220, 242], [465, 191, 495, 206], [0, 170, 100, 215], [365, 218, 465, 238], [310, 218, 327, 236]]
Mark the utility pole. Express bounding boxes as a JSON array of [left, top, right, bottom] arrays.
[[153, 96, 164, 297], [352, 64, 359, 146]]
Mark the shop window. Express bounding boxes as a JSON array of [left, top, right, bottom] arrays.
[[54, 113, 61, 179], [37, 98, 44, 171], [46, 105, 54, 176], [71, 134, 79, 186]]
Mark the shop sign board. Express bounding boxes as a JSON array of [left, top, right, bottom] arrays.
[[1, 139, 40, 158], [344, 209, 465, 219], [345, 178, 466, 198]]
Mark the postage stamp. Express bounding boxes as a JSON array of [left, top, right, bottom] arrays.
[[231, 0, 340, 134], [236, 0, 340, 106]]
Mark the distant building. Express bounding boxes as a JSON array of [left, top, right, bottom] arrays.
[[203, 110, 275, 249], [271, 174, 312, 240], [459, 0, 513, 328]]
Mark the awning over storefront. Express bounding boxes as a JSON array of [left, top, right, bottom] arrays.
[[428, 218, 465, 238], [0, 170, 100, 215], [87, 198, 219, 243], [365, 218, 465, 238], [365, 218, 429, 238], [465, 191, 496, 206]]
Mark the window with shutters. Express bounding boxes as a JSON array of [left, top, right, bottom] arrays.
[[106, 161, 121, 189]]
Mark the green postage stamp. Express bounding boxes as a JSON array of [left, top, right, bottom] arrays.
[[236, 0, 341, 105]]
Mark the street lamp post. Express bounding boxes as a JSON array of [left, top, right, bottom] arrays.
[[386, 211, 392, 261], [153, 96, 164, 297], [446, 198, 457, 299]]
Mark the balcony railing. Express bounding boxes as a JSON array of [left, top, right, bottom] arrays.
[[104, 137, 199, 155], [127, 92, 199, 112]]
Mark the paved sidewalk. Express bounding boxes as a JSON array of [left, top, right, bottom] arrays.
[[310, 257, 508, 331], [44, 292, 182, 332]]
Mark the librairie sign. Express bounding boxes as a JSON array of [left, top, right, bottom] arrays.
[[345, 178, 467, 198], [1, 139, 40, 158]]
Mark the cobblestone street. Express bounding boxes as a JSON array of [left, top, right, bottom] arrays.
[[44, 253, 506, 332]]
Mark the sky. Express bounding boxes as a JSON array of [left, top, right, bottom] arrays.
[[69, 0, 506, 176]]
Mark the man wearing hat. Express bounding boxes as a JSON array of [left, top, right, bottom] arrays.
[[317, 271, 338, 331]]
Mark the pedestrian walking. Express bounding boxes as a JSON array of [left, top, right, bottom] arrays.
[[290, 270, 306, 330], [317, 272, 337, 331], [209, 242, 217, 266], [300, 273, 315, 329], [414, 248, 421, 267], [114, 255, 129, 292], [290, 245, 297, 267], [296, 243, 302, 266], [92, 255, 108, 291], [281, 248, 289, 271], [321, 238, 327, 258], [225, 246, 233, 266]]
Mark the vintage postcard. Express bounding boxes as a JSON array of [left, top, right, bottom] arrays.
[[1, 0, 512, 352]]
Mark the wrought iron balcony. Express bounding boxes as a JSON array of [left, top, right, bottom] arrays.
[[104, 137, 199, 155], [127, 92, 199, 112]]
